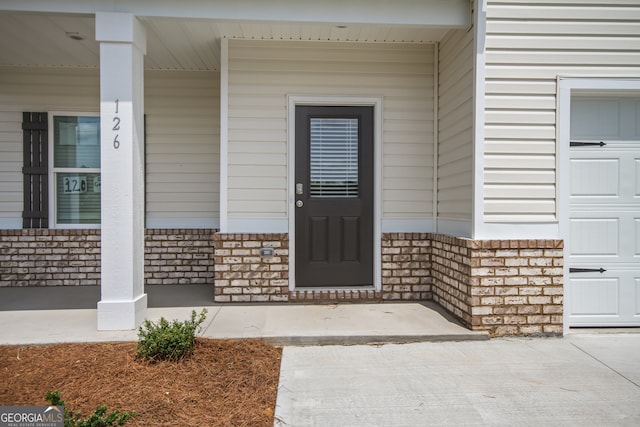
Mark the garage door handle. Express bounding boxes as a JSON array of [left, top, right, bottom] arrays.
[[569, 267, 606, 273], [570, 141, 606, 147]]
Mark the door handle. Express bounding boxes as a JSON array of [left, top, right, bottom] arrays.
[[296, 200, 303, 208], [569, 267, 606, 273]]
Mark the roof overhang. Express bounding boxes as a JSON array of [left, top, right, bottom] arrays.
[[0, 0, 470, 27], [0, 0, 471, 71]]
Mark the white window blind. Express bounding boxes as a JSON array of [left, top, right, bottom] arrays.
[[310, 118, 359, 198]]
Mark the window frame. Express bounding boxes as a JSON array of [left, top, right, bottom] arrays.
[[48, 111, 101, 229]]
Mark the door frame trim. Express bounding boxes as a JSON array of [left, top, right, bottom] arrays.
[[557, 77, 640, 333], [287, 95, 382, 291]]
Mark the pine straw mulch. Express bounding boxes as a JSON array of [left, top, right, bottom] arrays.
[[0, 339, 282, 426]]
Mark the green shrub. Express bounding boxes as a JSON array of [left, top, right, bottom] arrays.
[[45, 390, 134, 427], [136, 309, 207, 362]]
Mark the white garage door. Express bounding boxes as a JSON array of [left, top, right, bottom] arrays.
[[568, 97, 640, 327]]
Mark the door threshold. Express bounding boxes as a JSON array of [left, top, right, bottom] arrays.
[[293, 286, 376, 291]]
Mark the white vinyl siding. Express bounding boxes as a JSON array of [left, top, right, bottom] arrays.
[[437, 28, 474, 221], [226, 39, 434, 220], [0, 67, 220, 227], [484, 0, 640, 222], [0, 111, 24, 223], [145, 70, 220, 226], [0, 67, 99, 226]]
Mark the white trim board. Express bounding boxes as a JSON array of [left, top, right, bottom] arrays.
[[219, 37, 229, 232], [0, 219, 22, 229], [381, 218, 434, 233], [479, 222, 559, 240], [471, 0, 487, 240], [287, 95, 383, 292], [436, 218, 473, 238], [226, 218, 288, 234], [145, 218, 220, 229]]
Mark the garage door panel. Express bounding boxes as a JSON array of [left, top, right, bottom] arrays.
[[636, 278, 640, 316], [636, 100, 640, 135], [570, 151, 639, 205], [570, 158, 619, 197], [636, 219, 640, 257], [570, 218, 619, 257], [636, 159, 640, 196], [570, 277, 619, 316], [570, 270, 639, 325], [570, 213, 638, 263], [620, 213, 640, 262]]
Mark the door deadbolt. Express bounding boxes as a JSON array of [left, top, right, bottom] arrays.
[[296, 200, 303, 208]]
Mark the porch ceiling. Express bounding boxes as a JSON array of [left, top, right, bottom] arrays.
[[0, 12, 457, 71]]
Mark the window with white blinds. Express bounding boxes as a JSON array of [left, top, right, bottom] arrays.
[[309, 118, 359, 198], [52, 115, 101, 225]]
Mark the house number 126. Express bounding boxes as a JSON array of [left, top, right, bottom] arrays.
[[113, 99, 121, 149]]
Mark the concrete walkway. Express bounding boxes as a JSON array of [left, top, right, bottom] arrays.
[[275, 334, 640, 426], [0, 285, 485, 345], [0, 303, 487, 345]]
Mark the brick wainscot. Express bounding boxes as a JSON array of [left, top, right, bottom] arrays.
[[0, 229, 216, 287], [213, 233, 563, 336], [1, 229, 563, 336], [430, 235, 564, 336]]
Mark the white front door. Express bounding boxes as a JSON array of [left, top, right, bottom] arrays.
[[568, 97, 640, 327]]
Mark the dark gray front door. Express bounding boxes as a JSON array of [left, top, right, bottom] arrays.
[[295, 106, 374, 287]]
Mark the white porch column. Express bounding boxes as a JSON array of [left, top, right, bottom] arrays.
[[96, 12, 147, 330]]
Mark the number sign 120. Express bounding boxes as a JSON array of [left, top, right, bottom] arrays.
[[63, 176, 88, 194]]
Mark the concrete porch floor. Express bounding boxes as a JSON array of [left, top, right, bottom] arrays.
[[0, 285, 488, 345]]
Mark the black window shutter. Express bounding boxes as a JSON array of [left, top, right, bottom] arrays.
[[22, 112, 49, 229]]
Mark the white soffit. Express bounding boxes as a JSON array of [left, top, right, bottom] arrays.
[[0, 0, 469, 71]]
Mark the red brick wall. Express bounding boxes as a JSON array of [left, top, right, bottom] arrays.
[[381, 233, 432, 300], [0, 229, 216, 287], [213, 232, 433, 303], [144, 229, 216, 285], [430, 235, 564, 336], [0, 229, 101, 286], [213, 233, 289, 302], [430, 234, 472, 325], [469, 241, 564, 336]]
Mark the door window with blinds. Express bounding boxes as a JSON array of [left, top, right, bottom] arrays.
[[309, 118, 359, 198], [51, 114, 101, 226]]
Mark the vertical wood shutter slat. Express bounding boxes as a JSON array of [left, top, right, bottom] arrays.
[[22, 112, 49, 228]]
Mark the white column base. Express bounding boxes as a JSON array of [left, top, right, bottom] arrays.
[[97, 294, 148, 330]]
